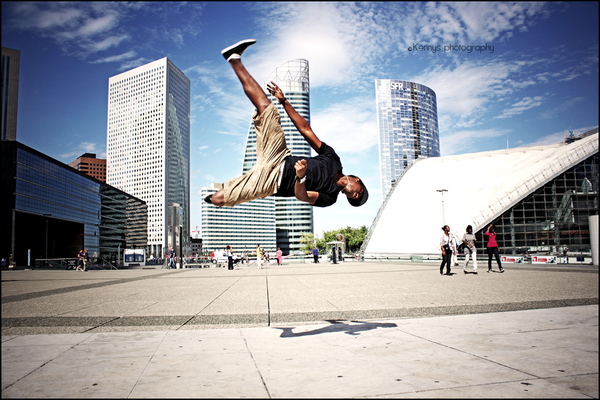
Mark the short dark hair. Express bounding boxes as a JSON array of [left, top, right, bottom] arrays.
[[466, 225, 472, 233]]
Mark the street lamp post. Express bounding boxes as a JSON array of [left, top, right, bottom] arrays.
[[436, 189, 448, 225]]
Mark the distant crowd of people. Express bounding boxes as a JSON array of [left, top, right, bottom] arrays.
[[440, 223, 505, 276]]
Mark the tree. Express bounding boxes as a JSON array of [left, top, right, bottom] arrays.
[[314, 226, 368, 254], [299, 232, 316, 254]]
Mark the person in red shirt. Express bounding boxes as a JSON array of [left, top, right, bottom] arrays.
[[485, 224, 504, 273]]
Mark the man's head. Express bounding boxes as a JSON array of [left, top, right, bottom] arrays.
[[342, 175, 369, 207]]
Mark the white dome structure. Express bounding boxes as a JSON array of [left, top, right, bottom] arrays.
[[363, 130, 599, 256]]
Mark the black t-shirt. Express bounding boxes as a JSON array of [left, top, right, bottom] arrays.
[[275, 142, 342, 207]]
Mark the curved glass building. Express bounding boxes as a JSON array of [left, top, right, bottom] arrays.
[[375, 79, 440, 201], [362, 129, 599, 259], [242, 59, 313, 254], [1, 141, 147, 266]]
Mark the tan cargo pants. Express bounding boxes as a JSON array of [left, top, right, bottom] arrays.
[[223, 102, 292, 207]]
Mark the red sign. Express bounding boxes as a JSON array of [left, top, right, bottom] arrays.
[[501, 256, 523, 263], [532, 256, 557, 264]]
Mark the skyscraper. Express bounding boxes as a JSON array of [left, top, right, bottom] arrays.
[[375, 79, 440, 200], [106, 58, 190, 258], [1, 47, 20, 141], [243, 59, 313, 254]]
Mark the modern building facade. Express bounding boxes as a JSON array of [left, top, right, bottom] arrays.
[[375, 79, 440, 200], [362, 129, 599, 259], [242, 59, 313, 254], [69, 153, 107, 182], [201, 183, 276, 255], [1, 141, 147, 267], [106, 58, 190, 259], [1, 47, 20, 141]]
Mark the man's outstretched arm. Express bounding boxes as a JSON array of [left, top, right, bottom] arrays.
[[267, 82, 322, 153]]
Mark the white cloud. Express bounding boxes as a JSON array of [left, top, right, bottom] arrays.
[[440, 128, 512, 156], [77, 13, 118, 36], [6, 3, 130, 56], [87, 34, 130, 52], [311, 97, 378, 154], [520, 126, 599, 147], [12, 3, 83, 30], [59, 141, 101, 160], [117, 57, 154, 71], [248, 2, 394, 89], [495, 96, 544, 119], [91, 51, 137, 64], [410, 60, 517, 125], [539, 97, 586, 119], [4, 2, 204, 58]]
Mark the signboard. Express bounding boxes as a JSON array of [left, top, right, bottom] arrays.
[[501, 256, 523, 263], [531, 256, 557, 264]]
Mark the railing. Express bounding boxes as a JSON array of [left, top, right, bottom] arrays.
[[34, 258, 118, 270], [362, 253, 441, 262], [35, 258, 78, 270]]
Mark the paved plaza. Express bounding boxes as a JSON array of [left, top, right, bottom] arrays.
[[1, 261, 598, 398]]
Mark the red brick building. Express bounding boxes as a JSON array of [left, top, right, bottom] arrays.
[[68, 153, 106, 182]]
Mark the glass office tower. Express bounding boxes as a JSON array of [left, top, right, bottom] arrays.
[[107, 58, 190, 258], [375, 79, 440, 200], [242, 59, 313, 254]]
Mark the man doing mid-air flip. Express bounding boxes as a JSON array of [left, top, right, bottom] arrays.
[[205, 39, 368, 209]]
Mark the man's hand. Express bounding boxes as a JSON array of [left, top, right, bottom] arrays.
[[295, 159, 307, 179], [267, 81, 286, 104], [293, 159, 318, 205]]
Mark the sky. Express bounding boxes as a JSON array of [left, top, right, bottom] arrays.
[[2, 1, 598, 237]]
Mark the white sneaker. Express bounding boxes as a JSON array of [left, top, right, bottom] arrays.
[[222, 39, 256, 61]]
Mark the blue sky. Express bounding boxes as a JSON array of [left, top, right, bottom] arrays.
[[2, 2, 598, 237]]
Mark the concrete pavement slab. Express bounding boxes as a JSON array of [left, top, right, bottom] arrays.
[[2, 262, 597, 398], [2, 306, 597, 398]]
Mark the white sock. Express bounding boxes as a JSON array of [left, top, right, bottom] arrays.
[[227, 53, 241, 62]]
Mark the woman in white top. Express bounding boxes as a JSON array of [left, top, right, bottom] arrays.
[[440, 225, 453, 275], [449, 232, 459, 267], [462, 225, 478, 274]]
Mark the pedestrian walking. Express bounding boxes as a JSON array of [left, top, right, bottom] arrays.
[[450, 231, 459, 267], [256, 244, 263, 269], [485, 224, 504, 273], [76, 248, 85, 271], [440, 225, 453, 275], [226, 245, 234, 270], [313, 246, 319, 263], [168, 247, 175, 269], [277, 248, 283, 265], [82, 249, 89, 271], [462, 225, 478, 274]]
